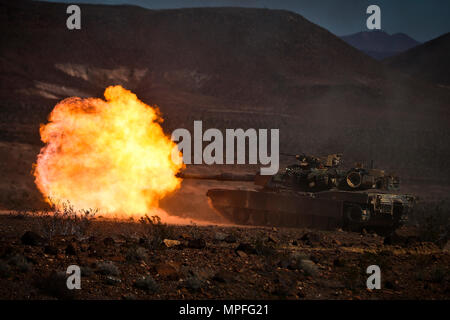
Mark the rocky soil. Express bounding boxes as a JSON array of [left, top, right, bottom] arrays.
[[0, 213, 448, 300]]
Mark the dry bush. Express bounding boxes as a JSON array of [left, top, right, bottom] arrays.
[[134, 276, 160, 293], [139, 214, 175, 249], [31, 200, 97, 240]]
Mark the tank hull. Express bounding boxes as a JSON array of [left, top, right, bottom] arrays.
[[206, 188, 413, 232]]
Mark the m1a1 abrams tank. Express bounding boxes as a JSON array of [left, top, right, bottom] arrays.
[[178, 154, 416, 232]]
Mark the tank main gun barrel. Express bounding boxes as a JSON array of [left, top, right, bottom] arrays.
[[176, 172, 255, 182], [280, 152, 300, 157]]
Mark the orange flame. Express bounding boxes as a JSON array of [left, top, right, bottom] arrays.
[[33, 85, 184, 218]]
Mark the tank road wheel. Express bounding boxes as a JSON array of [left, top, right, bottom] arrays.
[[392, 202, 404, 230], [231, 208, 271, 226], [343, 204, 364, 232], [265, 210, 286, 227], [231, 208, 250, 225], [246, 209, 269, 226]]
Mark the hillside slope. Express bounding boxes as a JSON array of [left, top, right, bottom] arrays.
[[0, 0, 449, 198], [384, 32, 450, 86]]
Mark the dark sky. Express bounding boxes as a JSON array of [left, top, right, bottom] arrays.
[[44, 0, 450, 42]]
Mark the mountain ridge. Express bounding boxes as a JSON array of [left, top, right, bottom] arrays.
[[341, 30, 420, 60], [0, 0, 449, 182]]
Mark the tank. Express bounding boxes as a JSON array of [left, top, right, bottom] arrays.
[[178, 154, 416, 233]]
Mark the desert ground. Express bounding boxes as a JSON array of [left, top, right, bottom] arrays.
[[0, 208, 449, 300]]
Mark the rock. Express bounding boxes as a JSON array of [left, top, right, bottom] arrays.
[[224, 235, 237, 243], [272, 278, 295, 297], [278, 258, 291, 269], [122, 294, 137, 300], [187, 238, 206, 249], [384, 228, 420, 246], [180, 233, 192, 240], [44, 245, 58, 255], [21, 231, 45, 246], [56, 253, 65, 260], [105, 276, 121, 286], [36, 271, 75, 300], [214, 232, 227, 241], [190, 268, 214, 280], [184, 276, 205, 291], [235, 243, 256, 255], [212, 270, 235, 283], [290, 251, 309, 262], [163, 239, 181, 248], [81, 266, 94, 277], [155, 263, 180, 280], [236, 250, 248, 258], [97, 261, 120, 276], [300, 232, 321, 246], [65, 243, 78, 256], [284, 251, 309, 270], [103, 237, 115, 246], [333, 257, 346, 267], [134, 276, 160, 293], [310, 255, 321, 264], [318, 279, 345, 289], [299, 259, 319, 276]]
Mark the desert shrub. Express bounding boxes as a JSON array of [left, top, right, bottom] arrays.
[[254, 236, 277, 257], [125, 246, 148, 263], [8, 254, 31, 273], [97, 261, 120, 276], [35, 271, 75, 300], [189, 222, 201, 240], [7, 209, 30, 219], [139, 214, 175, 249], [32, 200, 97, 240], [134, 276, 160, 293]]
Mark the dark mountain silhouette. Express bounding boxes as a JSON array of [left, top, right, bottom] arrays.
[[1, 0, 449, 183], [341, 30, 420, 60], [384, 32, 450, 86]]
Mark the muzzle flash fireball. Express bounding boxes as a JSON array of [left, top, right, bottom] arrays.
[[33, 85, 184, 218]]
